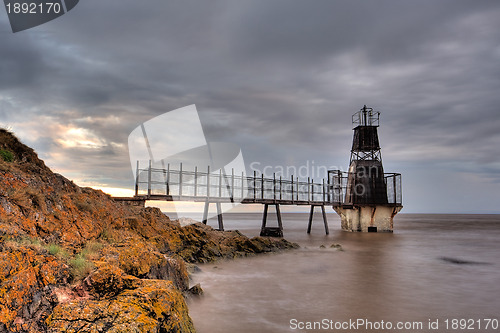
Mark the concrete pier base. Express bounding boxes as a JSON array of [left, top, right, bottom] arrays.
[[334, 205, 402, 232]]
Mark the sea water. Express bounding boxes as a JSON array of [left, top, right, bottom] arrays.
[[187, 213, 500, 333]]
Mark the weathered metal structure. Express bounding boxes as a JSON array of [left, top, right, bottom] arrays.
[[116, 105, 402, 235], [329, 105, 402, 232], [120, 164, 333, 236]]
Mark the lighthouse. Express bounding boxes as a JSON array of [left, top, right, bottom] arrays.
[[330, 105, 402, 232]]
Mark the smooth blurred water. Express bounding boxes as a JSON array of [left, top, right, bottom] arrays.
[[187, 213, 500, 333]]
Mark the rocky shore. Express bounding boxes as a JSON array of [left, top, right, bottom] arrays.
[[0, 129, 298, 332]]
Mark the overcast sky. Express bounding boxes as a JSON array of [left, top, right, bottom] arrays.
[[1, 0, 499, 214]]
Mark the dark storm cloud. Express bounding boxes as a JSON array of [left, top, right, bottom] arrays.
[[1, 0, 500, 211], [0, 31, 49, 90]]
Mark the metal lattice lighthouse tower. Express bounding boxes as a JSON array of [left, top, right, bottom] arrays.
[[330, 105, 402, 232]]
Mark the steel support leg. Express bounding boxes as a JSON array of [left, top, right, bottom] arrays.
[[202, 201, 209, 225], [321, 205, 329, 235], [307, 205, 329, 235], [260, 204, 283, 237], [261, 203, 269, 230], [307, 205, 314, 234], [202, 201, 224, 231], [216, 202, 224, 231]]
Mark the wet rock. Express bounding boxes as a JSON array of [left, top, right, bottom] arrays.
[[186, 283, 204, 297], [174, 224, 299, 263], [186, 263, 201, 275]]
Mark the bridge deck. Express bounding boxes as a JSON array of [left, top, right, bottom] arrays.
[[142, 194, 330, 206]]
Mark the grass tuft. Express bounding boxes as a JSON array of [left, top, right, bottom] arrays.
[[46, 243, 70, 258], [80, 241, 104, 260], [0, 149, 14, 162], [69, 253, 95, 281], [48, 243, 61, 255]]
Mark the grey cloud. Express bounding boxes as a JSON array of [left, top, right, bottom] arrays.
[[1, 0, 500, 212]]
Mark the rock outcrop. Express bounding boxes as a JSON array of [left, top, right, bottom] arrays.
[[0, 129, 298, 332]]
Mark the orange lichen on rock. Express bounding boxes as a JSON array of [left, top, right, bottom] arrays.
[[0, 243, 70, 332], [47, 279, 195, 333]]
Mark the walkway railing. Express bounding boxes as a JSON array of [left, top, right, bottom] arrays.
[[328, 170, 402, 206], [135, 162, 338, 205]]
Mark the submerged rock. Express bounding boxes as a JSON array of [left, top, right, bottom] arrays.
[[330, 243, 344, 251], [439, 257, 490, 265]]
